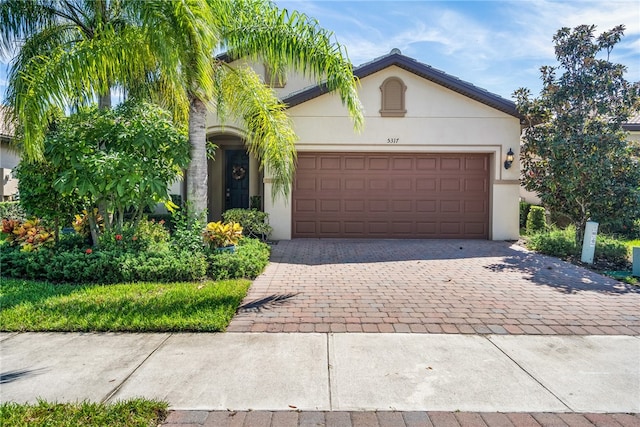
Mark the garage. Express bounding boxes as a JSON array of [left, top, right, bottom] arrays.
[[292, 152, 490, 239]]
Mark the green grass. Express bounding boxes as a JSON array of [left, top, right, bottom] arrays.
[[623, 239, 640, 256], [0, 278, 250, 332], [0, 399, 167, 427]]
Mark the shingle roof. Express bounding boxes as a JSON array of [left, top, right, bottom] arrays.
[[623, 113, 640, 131], [0, 106, 14, 139], [282, 50, 522, 119]]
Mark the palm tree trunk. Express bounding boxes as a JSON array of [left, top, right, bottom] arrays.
[[98, 93, 111, 110], [186, 97, 209, 216]]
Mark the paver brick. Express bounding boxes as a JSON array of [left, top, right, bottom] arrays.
[[227, 240, 640, 335], [325, 412, 353, 427], [402, 411, 434, 427], [480, 413, 514, 427], [531, 413, 568, 426]]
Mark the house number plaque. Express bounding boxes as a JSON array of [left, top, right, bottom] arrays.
[[387, 138, 399, 143]]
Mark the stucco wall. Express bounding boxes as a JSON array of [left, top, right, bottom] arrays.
[[264, 66, 521, 240]]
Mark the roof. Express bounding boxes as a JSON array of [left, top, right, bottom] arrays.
[[282, 50, 522, 119], [623, 113, 640, 132], [0, 106, 14, 139]]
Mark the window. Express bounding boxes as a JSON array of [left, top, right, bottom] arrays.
[[380, 77, 406, 117]]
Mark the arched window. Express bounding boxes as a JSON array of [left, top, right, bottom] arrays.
[[380, 77, 407, 117]]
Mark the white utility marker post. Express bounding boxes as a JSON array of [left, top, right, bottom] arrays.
[[581, 221, 598, 264]]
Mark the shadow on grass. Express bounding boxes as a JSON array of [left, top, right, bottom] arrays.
[[237, 293, 298, 312]]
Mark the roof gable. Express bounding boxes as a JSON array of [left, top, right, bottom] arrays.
[[283, 50, 521, 119]]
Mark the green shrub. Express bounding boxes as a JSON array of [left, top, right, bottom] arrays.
[[595, 235, 629, 265], [526, 206, 546, 233], [55, 232, 89, 251], [207, 238, 270, 280], [519, 201, 531, 229], [171, 206, 206, 253], [0, 246, 207, 283], [527, 226, 577, 258], [121, 251, 207, 282], [0, 202, 26, 221], [222, 208, 273, 240], [100, 219, 170, 253]]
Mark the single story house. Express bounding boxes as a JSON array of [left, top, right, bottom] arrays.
[[201, 50, 523, 240]]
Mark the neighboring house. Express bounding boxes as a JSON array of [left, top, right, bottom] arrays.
[[625, 113, 640, 143], [519, 112, 640, 206], [0, 106, 19, 201], [202, 50, 523, 240]]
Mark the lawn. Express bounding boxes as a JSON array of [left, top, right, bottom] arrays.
[[0, 278, 250, 332], [0, 399, 167, 427]]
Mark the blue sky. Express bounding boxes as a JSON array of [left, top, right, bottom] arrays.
[[1, 0, 638, 102], [274, 0, 640, 99]]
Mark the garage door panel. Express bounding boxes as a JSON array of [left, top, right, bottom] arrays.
[[416, 178, 437, 191], [392, 200, 413, 212], [320, 178, 340, 190], [345, 178, 365, 191], [465, 178, 487, 192], [292, 153, 489, 239], [320, 156, 341, 169], [369, 157, 390, 170], [440, 178, 461, 191], [320, 199, 340, 212], [369, 179, 389, 191], [465, 156, 488, 171], [416, 200, 437, 212], [345, 156, 365, 169], [441, 200, 462, 213], [417, 157, 438, 170], [441, 222, 462, 234], [319, 221, 340, 234], [441, 157, 462, 170]]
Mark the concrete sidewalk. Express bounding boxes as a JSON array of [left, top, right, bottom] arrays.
[[1, 332, 638, 413]]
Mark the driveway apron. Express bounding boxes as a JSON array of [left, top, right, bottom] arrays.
[[228, 239, 640, 334]]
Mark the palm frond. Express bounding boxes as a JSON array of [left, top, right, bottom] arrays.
[[216, 64, 297, 200], [221, 0, 364, 131]]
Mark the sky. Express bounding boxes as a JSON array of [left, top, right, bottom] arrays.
[[1, 0, 639, 102]]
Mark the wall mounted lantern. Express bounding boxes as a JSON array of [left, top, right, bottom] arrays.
[[504, 148, 514, 170]]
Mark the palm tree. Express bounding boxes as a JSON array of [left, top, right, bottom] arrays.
[[1, 0, 364, 215], [0, 0, 159, 160], [135, 0, 364, 214]]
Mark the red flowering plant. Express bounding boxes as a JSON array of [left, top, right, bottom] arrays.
[[97, 218, 169, 253]]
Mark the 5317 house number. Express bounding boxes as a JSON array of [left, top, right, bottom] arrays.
[[387, 138, 399, 144]]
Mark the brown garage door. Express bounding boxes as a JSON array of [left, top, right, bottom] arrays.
[[292, 152, 490, 239]]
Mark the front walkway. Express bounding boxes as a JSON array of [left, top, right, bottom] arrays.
[[228, 239, 640, 334]]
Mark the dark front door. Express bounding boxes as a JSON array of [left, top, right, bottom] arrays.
[[225, 150, 249, 210]]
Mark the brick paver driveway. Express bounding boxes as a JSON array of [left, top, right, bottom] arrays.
[[228, 240, 639, 335]]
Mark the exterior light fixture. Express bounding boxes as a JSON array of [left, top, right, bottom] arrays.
[[504, 148, 514, 170]]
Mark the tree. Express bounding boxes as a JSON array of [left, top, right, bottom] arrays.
[[0, 0, 157, 160], [514, 24, 640, 243], [35, 100, 189, 245], [135, 0, 364, 214], [1, 0, 364, 217]]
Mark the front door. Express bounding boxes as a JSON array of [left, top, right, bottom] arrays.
[[225, 150, 249, 210]]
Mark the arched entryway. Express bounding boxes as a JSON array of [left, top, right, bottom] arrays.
[[206, 132, 262, 222]]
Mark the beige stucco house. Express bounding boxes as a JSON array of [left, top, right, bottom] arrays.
[[202, 50, 523, 241]]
